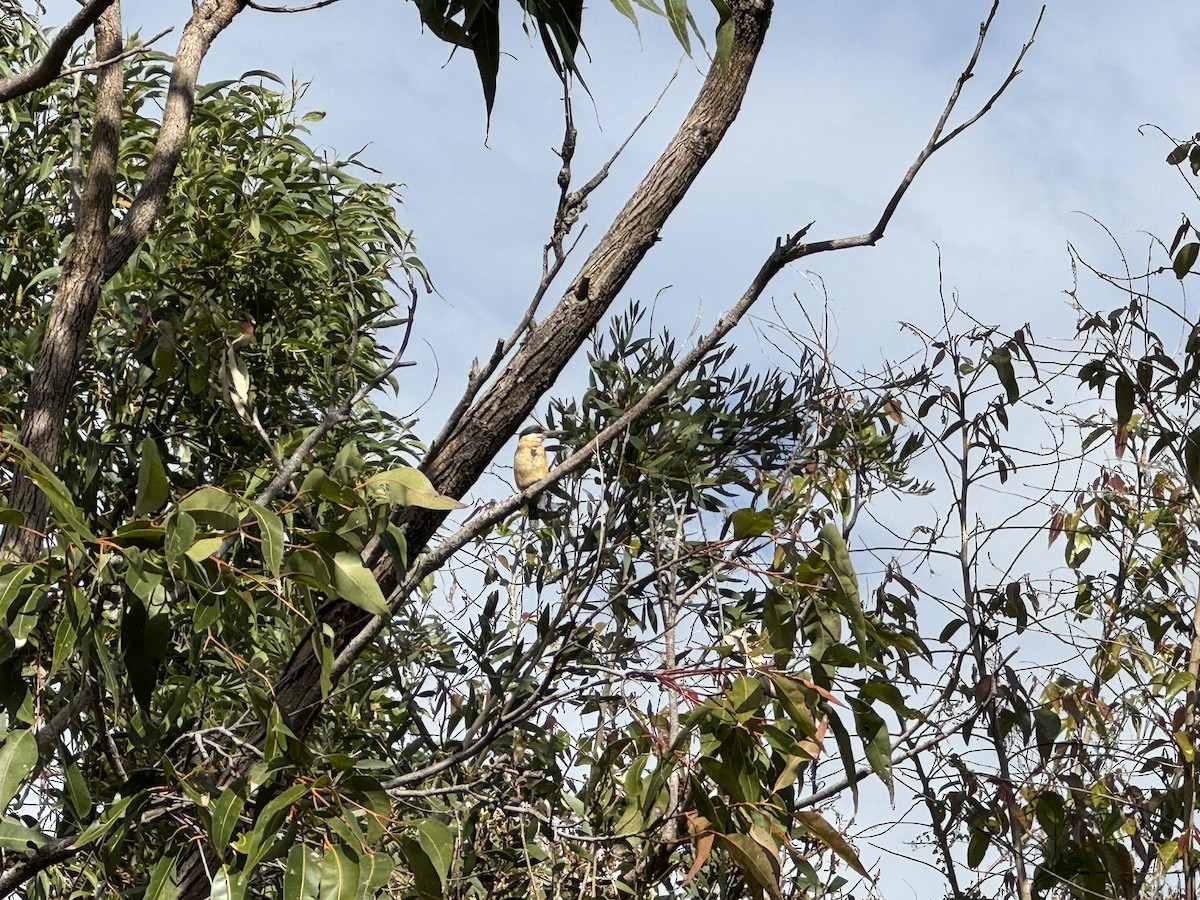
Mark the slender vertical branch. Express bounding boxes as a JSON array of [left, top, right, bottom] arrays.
[[4, 0, 124, 560]]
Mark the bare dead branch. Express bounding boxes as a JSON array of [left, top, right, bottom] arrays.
[[793, 2, 1044, 262], [0, 0, 119, 103], [0, 836, 80, 897], [35, 682, 94, 757], [427, 73, 672, 462], [563, 71, 678, 243]]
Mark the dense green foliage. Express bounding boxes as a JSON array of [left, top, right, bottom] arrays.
[[8, 3, 1200, 900]]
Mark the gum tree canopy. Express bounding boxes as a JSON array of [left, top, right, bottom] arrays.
[[0, 1, 1048, 898]]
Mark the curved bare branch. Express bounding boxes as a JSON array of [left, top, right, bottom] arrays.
[[0, 0, 119, 104]]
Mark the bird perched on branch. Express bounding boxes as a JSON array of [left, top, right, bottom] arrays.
[[514, 426, 561, 519]]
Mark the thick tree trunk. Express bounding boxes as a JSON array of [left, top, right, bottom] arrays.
[[270, 0, 775, 779]]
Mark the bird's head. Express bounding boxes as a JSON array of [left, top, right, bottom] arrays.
[[517, 425, 562, 449]]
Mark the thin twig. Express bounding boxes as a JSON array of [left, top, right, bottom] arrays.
[[56, 27, 173, 80], [792, 2, 1044, 263]]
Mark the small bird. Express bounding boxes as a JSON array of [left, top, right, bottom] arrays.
[[513, 426, 560, 518]]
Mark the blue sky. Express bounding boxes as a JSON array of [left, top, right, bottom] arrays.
[[42, 2, 1200, 470]]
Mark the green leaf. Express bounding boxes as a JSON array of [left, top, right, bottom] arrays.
[[1175, 242, 1199, 279], [283, 548, 332, 591], [398, 835, 442, 899], [714, 0, 734, 70], [467, 2, 501, 121], [211, 781, 247, 859], [990, 347, 1019, 404], [0, 564, 33, 621], [1187, 428, 1200, 487], [165, 511, 198, 565], [144, 853, 179, 900], [1114, 373, 1135, 426], [245, 501, 285, 576], [608, 0, 642, 34], [730, 507, 774, 539], [767, 673, 817, 738], [818, 523, 867, 659], [715, 833, 781, 900], [64, 758, 92, 819], [242, 783, 308, 874], [415, 817, 455, 887], [0, 729, 36, 810], [185, 536, 225, 563], [967, 826, 989, 868], [76, 794, 135, 847], [329, 550, 389, 617], [664, 0, 692, 55], [299, 468, 360, 508], [852, 698, 893, 802], [210, 867, 246, 900], [319, 845, 359, 900], [1168, 142, 1191, 165], [0, 815, 48, 850], [1035, 790, 1066, 842], [341, 775, 391, 842], [826, 709, 859, 810], [20, 450, 94, 542], [122, 599, 171, 709], [178, 487, 239, 531], [1066, 527, 1092, 569], [239, 68, 285, 85], [796, 810, 869, 877], [134, 438, 169, 517], [284, 846, 321, 900], [364, 468, 464, 511], [355, 853, 396, 899]]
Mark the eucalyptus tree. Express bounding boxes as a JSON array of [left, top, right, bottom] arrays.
[[0, 1, 1039, 897]]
